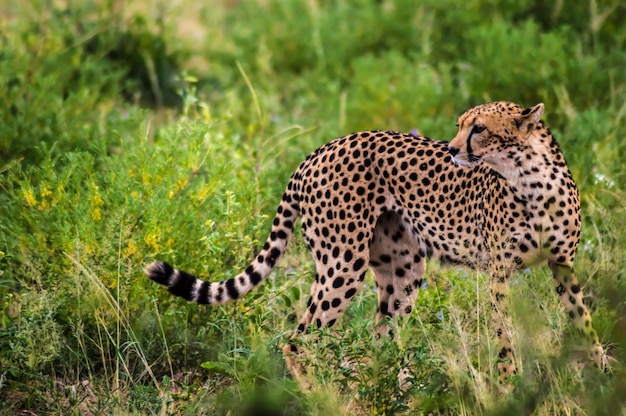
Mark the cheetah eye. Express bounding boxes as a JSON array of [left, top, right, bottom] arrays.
[[471, 125, 486, 135]]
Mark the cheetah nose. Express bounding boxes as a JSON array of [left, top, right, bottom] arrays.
[[448, 146, 460, 156]]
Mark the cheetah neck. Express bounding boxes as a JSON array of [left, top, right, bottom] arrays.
[[486, 129, 573, 202], [480, 129, 580, 264]]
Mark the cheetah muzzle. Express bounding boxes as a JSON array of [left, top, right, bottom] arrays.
[[146, 101, 608, 385]]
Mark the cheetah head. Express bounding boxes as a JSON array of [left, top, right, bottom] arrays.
[[447, 101, 544, 170]]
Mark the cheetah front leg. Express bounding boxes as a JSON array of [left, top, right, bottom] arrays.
[[489, 270, 517, 382], [549, 262, 608, 369]]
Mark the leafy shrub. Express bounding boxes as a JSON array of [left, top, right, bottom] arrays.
[[0, 2, 184, 168]]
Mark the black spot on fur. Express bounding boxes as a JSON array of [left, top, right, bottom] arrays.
[[147, 262, 174, 286], [167, 270, 196, 301], [225, 278, 240, 300]]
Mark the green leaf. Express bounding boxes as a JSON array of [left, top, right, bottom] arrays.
[[289, 286, 301, 301], [200, 361, 234, 376], [281, 293, 292, 308]]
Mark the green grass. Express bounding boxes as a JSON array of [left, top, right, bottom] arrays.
[[1, 0, 626, 414]]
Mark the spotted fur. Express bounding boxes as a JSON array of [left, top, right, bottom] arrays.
[[146, 101, 607, 382]]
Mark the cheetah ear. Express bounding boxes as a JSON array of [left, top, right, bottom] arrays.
[[516, 103, 544, 134]]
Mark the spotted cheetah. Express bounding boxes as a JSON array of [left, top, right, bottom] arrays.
[[146, 101, 607, 383]]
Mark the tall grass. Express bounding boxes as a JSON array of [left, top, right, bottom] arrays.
[[1, 0, 626, 414]]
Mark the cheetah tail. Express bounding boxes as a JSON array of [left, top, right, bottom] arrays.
[[144, 185, 300, 305]]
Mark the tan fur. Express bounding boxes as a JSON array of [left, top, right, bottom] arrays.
[[146, 101, 607, 385]]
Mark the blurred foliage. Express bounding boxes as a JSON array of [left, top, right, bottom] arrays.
[[1, 0, 625, 414], [0, 1, 183, 167]]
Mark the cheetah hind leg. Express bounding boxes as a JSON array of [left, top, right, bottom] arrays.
[[549, 262, 610, 371], [282, 246, 370, 387], [369, 212, 426, 390], [370, 212, 426, 335]]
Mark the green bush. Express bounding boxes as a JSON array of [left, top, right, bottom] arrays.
[[0, 1, 184, 168]]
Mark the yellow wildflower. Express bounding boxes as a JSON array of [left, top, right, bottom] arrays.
[[40, 186, 52, 199], [22, 187, 37, 208], [36, 185, 53, 210], [145, 233, 160, 252], [167, 176, 189, 199], [123, 240, 138, 258], [90, 183, 104, 221]]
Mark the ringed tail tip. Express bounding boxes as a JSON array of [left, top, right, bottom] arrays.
[[145, 261, 173, 286]]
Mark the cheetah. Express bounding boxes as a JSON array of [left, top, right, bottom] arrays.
[[146, 101, 607, 383]]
